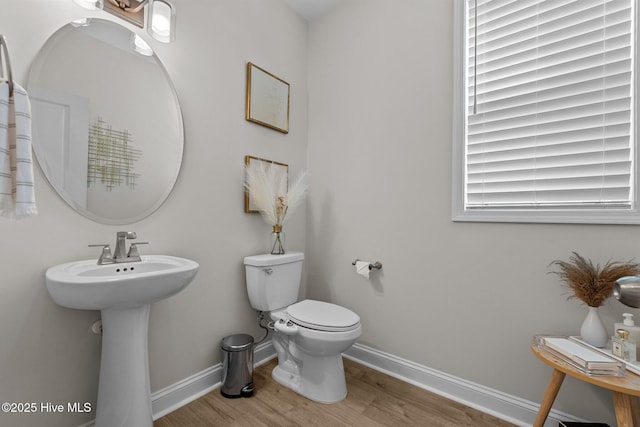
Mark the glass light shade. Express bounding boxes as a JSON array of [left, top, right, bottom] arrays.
[[73, 0, 103, 10], [148, 0, 175, 43]]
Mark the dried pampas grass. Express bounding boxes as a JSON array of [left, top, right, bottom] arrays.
[[244, 161, 307, 226], [549, 252, 640, 307]]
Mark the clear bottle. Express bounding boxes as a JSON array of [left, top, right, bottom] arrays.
[[612, 329, 637, 362], [269, 225, 285, 255], [614, 313, 640, 356]]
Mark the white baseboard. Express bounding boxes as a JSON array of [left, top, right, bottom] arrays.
[[76, 340, 276, 427], [80, 340, 586, 427], [343, 343, 586, 427], [151, 339, 276, 419]]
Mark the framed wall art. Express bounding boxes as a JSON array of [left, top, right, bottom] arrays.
[[244, 155, 289, 213], [246, 62, 290, 134]]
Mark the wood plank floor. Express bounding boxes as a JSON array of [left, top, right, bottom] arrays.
[[154, 358, 517, 427]]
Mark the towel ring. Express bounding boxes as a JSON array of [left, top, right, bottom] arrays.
[[0, 35, 14, 97]]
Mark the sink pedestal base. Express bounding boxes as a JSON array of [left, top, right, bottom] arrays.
[[95, 305, 152, 427]]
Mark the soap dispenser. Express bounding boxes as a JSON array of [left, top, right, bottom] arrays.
[[614, 313, 640, 355]]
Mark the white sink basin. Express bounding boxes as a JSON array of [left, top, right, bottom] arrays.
[[45, 255, 199, 427], [46, 255, 199, 310]]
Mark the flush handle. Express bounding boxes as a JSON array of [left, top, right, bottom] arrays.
[[262, 268, 273, 275]]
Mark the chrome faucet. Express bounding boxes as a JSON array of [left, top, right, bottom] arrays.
[[114, 231, 137, 260], [114, 231, 148, 262], [90, 231, 148, 264]]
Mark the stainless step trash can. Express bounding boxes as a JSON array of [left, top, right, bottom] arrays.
[[220, 334, 254, 398]]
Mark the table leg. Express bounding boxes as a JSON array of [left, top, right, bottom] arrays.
[[632, 396, 640, 427], [534, 369, 566, 427], [612, 392, 640, 427]]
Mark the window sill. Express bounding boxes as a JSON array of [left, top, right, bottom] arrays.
[[452, 209, 640, 225]]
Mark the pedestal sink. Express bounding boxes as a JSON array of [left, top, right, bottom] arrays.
[[46, 255, 199, 427]]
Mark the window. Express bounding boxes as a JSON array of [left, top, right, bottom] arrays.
[[452, 0, 638, 224]]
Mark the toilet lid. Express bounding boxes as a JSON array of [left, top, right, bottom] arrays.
[[286, 299, 360, 332]]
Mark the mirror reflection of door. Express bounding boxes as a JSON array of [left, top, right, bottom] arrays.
[[30, 88, 89, 210]]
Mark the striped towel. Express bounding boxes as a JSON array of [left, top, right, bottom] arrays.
[[0, 81, 37, 218]]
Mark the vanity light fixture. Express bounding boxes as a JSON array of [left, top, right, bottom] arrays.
[[104, 0, 147, 28], [72, 0, 176, 43], [147, 0, 176, 43]]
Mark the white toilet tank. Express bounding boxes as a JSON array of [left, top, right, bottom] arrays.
[[244, 252, 304, 311]]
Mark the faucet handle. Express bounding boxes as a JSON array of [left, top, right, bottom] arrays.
[[127, 242, 148, 259], [89, 244, 113, 265]]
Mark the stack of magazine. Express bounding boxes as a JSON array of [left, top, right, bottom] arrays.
[[534, 335, 625, 376]]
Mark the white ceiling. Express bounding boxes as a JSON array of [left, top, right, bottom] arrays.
[[284, 0, 344, 20]]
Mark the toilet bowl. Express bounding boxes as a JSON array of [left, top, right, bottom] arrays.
[[243, 253, 362, 403], [270, 299, 361, 403]]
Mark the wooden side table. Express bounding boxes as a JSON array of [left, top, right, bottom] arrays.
[[531, 344, 640, 427]]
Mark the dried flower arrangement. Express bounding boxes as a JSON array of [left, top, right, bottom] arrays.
[[244, 160, 307, 254], [244, 161, 307, 226], [549, 252, 640, 307]]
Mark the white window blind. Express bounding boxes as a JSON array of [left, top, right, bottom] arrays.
[[465, 0, 635, 211]]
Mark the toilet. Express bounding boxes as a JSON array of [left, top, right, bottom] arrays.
[[244, 252, 361, 403]]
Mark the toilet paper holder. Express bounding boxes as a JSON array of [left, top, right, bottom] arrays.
[[352, 259, 382, 270]]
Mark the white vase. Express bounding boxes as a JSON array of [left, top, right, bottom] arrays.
[[580, 306, 608, 348]]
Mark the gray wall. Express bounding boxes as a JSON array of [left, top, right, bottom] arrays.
[[0, 1, 634, 426], [305, 1, 632, 425]]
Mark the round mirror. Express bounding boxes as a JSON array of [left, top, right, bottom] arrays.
[[28, 19, 183, 224]]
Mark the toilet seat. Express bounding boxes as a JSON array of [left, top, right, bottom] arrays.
[[286, 299, 360, 332]]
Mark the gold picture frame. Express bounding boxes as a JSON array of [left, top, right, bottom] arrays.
[[244, 155, 289, 213], [246, 62, 290, 134]]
